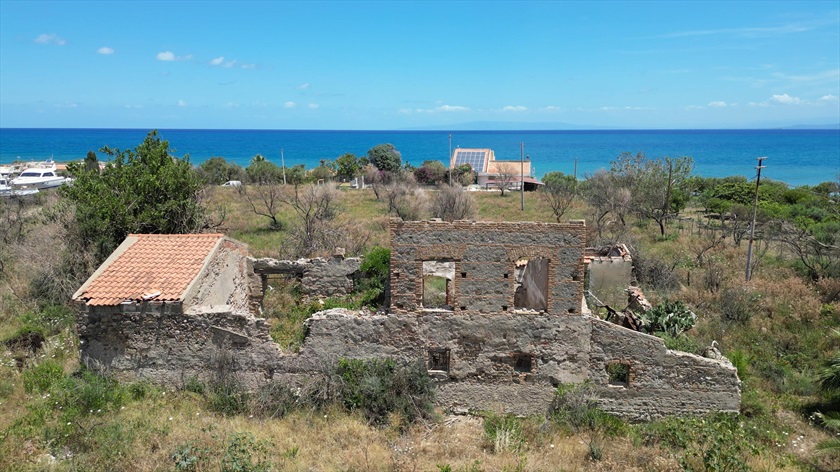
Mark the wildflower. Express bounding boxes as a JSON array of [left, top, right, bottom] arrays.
[[168, 417, 173, 421]]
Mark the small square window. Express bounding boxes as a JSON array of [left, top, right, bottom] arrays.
[[428, 348, 450, 372], [606, 362, 630, 387], [461, 272, 467, 278], [514, 354, 532, 373]]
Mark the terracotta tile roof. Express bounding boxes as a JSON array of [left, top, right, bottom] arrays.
[[74, 234, 224, 306]]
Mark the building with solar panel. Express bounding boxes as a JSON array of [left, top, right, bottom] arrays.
[[449, 148, 544, 191]]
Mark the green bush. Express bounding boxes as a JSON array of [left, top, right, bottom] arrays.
[[249, 382, 299, 419], [355, 246, 390, 308], [637, 414, 756, 472], [51, 370, 128, 417], [335, 357, 433, 426], [482, 412, 524, 453], [22, 360, 64, 393], [221, 432, 271, 472], [552, 383, 625, 437]]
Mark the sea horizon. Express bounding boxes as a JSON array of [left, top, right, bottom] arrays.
[[1, 127, 838, 187]]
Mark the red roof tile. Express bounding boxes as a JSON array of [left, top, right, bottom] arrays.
[[74, 234, 224, 306]]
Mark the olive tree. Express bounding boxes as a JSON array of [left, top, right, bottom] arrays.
[[610, 152, 694, 236], [62, 130, 205, 265]]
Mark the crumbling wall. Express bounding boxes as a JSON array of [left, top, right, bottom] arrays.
[[78, 303, 281, 389], [251, 254, 361, 298], [588, 318, 740, 420], [389, 220, 586, 315], [277, 309, 740, 418], [183, 237, 259, 314]]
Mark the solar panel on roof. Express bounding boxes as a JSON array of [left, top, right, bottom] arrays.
[[453, 150, 488, 171]]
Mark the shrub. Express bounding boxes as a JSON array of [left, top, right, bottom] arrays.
[[718, 286, 760, 324], [637, 414, 755, 472], [249, 382, 299, 419], [482, 412, 524, 453], [49, 369, 129, 419], [355, 246, 390, 308], [221, 433, 271, 472], [22, 360, 64, 393], [335, 357, 434, 426]]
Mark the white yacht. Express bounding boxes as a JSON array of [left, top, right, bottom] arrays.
[[10, 160, 68, 189], [0, 176, 39, 197]]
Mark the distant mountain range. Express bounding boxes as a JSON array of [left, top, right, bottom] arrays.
[[411, 121, 840, 131]]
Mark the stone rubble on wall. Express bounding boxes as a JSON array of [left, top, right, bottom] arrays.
[[251, 253, 361, 298]]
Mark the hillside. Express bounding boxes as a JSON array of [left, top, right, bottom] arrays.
[[1, 177, 838, 470]]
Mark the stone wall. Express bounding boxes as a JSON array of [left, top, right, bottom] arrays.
[[78, 303, 281, 389], [278, 309, 740, 418], [251, 255, 361, 299], [77, 220, 740, 420], [389, 220, 586, 315]]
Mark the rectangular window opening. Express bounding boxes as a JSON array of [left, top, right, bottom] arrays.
[[422, 260, 455, 310], [606, 362, 630, 387], [514, 353, 533, 373], [514, 257, 549, 311], [428, 348, 451, 372]]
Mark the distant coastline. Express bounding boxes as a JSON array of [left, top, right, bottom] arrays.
[[1, 128, 838, 187]]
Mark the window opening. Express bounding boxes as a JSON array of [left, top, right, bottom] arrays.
[[513, 257, 549, 311], [422, 260, 455, 309], [513, 353, 533, 373], [428, 348, 451, 371], [606, 362, 630, 387]]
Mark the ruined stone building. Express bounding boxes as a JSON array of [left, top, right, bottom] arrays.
[[73, 222, 740, 421]]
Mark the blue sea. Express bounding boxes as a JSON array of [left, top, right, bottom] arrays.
[[1, 128, 838, 187]]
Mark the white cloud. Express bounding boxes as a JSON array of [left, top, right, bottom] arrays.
[[240, 63, 256, 69], [748, 101, 770, 107], [708, 101, 728, 107], [541, 106, 564, 111], [298, 83, 311, 90], [177, 99, 187, 107], [34, 33, 66, 45], [599, 106, 619, 111], [819, 94, 839, 102], [436, 105, 469, 112], [770, 93, 801, 104], [284, 101, 296, 108], [686, 105, 705, 110], [157, 51, 192, 61], [308, 103, 319, 109], [97, 47, 114, 55], [502, 105, 527, 112], [210, 56, 225, 66]]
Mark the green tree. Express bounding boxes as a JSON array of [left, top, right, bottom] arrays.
[[62, 130, 204, 265], [366, 143, 402, 173], [198, 156, 245, 185], [414, 160, 447, 185], [610, 152, 694, 236], [541, 171, 577, 222], [334, 153, 361, 182], [84, 150, 99, 174], [246, 159, 283, 185]]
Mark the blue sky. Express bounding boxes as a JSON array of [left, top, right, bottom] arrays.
[[1, 0, 838, 130]]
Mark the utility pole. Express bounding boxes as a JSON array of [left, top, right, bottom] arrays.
[[745, 156, 767, 282], [520, 142, 525, 211], [280, 149, 287, 185], [448, 133, 452, 186]]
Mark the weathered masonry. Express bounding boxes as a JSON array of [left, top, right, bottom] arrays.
[[73, 222, 741, 421]]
